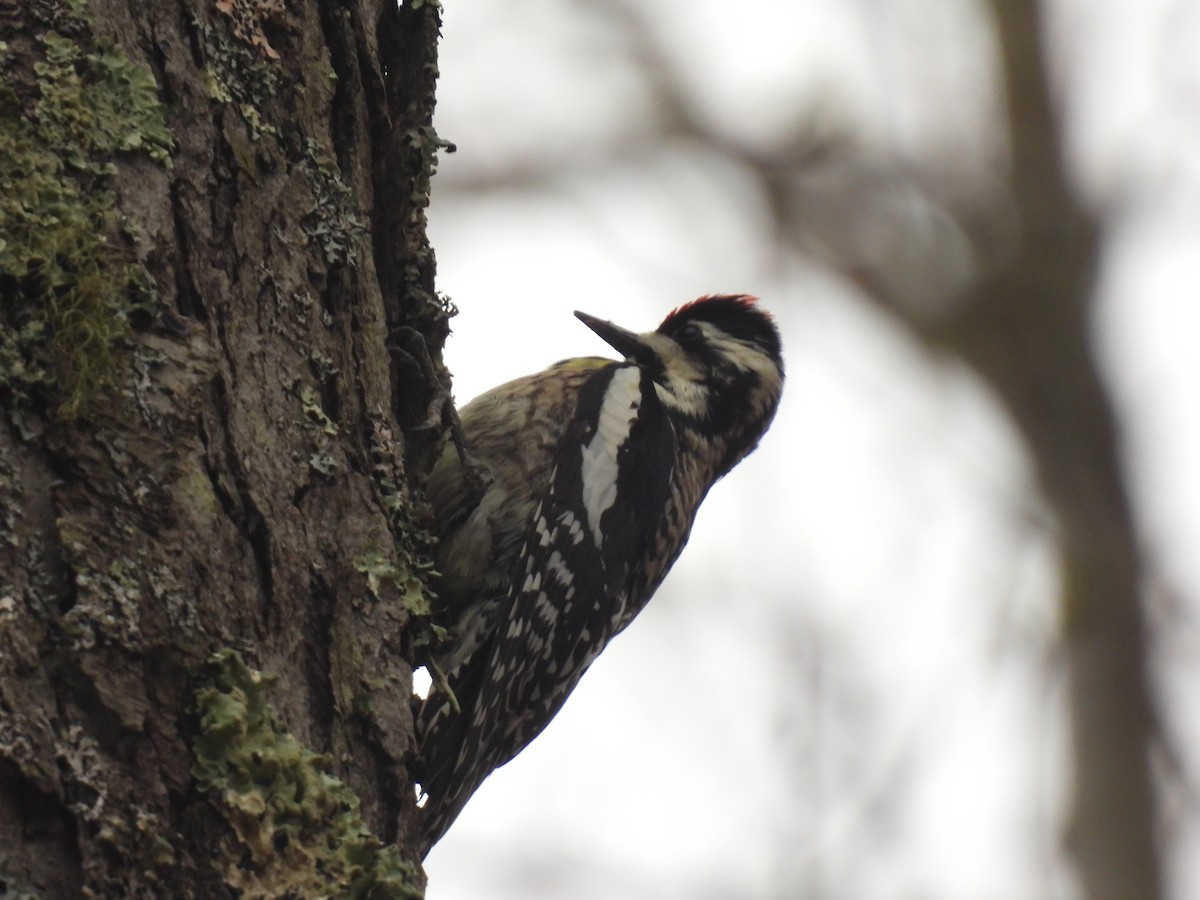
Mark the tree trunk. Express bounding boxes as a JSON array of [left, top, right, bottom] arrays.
[[924, 3, 1162, 897], [0, 0, 447, 894]]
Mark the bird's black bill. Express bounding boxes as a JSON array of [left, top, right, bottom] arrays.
[[575, 311, 647, 361]]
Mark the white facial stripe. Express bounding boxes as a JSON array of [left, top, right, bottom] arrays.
[[580, 366, 642, 548], [652, 322, 780, 417], [654, 378, 709, 416], [631, 332, 709, 416], [710, 334, 774, 372]]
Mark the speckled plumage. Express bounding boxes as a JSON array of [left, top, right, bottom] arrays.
[[417, 296, 784, 856]]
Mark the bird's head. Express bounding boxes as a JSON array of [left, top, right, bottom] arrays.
[[575, 294, 784, 476]]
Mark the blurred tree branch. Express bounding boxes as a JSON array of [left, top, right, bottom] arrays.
[[434, 0, 1166, 892], [908, 3, 1162, 897]]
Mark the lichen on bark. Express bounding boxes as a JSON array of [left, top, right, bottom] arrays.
[[193, 650, 423, 899], [0, 21, 172, 418]]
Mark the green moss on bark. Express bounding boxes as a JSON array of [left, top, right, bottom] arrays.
[[193, 650, 423, 899], [0, 26, 172, 418]]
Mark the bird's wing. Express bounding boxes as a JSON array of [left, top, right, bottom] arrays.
[[417, 361, 677, 855]]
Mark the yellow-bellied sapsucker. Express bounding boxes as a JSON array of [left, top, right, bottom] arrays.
[[416, 295, 784, 856]]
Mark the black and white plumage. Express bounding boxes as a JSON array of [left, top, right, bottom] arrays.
[[416, 295, 784, 856]]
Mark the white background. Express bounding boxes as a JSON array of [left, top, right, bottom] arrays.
[[419, 1, 1200, 897]]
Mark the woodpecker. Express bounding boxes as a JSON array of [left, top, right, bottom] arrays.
[[416, 294, 784, 856]]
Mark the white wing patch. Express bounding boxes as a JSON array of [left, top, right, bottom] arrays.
[[580, 366, 641, 548]]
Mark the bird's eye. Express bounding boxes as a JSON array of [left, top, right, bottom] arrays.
[[678, 323, 703, 342]]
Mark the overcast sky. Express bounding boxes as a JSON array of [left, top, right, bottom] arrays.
[[419, 2, 1200, 897]]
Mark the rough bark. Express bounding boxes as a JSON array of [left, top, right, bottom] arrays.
[[0, 0, 448, 894]]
